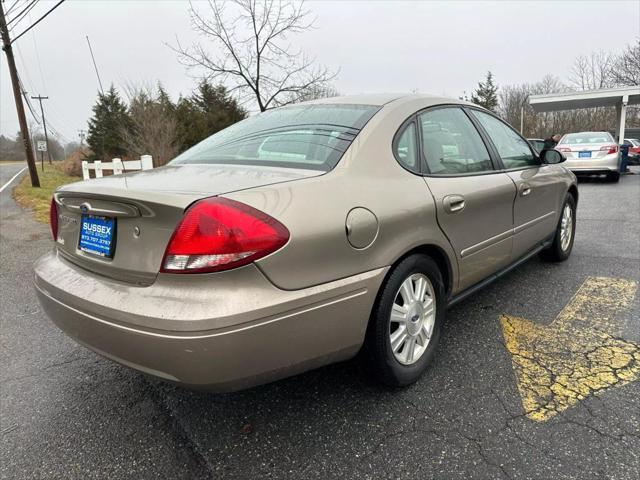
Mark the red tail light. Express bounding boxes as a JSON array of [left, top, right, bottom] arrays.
[[49, 197, 58, 241], [161, 197, 289, 274], [557, 147, 571, 153], [600, 145, 618, 155]]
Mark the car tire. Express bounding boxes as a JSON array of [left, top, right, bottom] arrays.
[[365, 254, 446, 387], [541, 193, 576, 262], [607, 171, 620, 183]]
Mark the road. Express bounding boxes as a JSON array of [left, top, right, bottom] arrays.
[[1, 166, 639, 479]]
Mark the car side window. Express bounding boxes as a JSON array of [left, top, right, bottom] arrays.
[[418, 107, 493, 175], [394, 121, 419, 172], [471, 110, 538, 169]]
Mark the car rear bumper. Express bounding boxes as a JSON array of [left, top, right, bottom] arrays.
[[565, 154, 620, 173], [34, 251, 386, 391]]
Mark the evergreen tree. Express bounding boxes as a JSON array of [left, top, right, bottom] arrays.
[[471, 72, 499, 112], [175, 81, 247, 151], [86, 85, 133, 160]]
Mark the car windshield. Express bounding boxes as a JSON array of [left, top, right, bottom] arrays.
[[170, 104, 380, 171], [561, 132, 614, 145]]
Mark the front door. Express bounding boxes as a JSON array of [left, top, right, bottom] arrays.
[[418, 107, 517, 292], [468, 109, 563, 257]]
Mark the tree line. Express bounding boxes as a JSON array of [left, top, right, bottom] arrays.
[[85, 0, 339, 167], [86, 81, 247, 166], [468, 40, 640, 138], [0, 131, 65, 162]]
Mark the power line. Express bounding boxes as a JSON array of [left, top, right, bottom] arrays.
[[16, 38, 76, 137], [5, 0, 28, 16], [4, 0, 22, 15], [14, 42, 36, 90], [29, 13, 47, 92], [17, 72, 41, 124], [5, 0, 36, 28], [10, 0, 64, 45]]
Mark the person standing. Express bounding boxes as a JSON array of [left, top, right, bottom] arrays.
[[543, 134, 561, 150]]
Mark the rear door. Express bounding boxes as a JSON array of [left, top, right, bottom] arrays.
[[417, 106, 516, 292], [468, 109, 564, 258]]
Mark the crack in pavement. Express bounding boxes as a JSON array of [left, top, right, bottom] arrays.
[[500, 277, 639, 422]]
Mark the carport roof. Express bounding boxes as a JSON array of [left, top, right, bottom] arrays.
[[529, 86, 640, 112]]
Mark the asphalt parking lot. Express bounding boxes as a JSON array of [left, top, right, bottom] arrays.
[[1, 163, 639, 480]]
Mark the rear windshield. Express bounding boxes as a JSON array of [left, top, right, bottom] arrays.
[[561, 132, 614, 145], [170, 104, 380, 171]]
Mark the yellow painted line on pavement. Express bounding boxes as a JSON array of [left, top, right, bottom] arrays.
[[500, 276, 638, 422]]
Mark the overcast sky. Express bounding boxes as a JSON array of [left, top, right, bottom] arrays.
[[1, 0, 639, 144]]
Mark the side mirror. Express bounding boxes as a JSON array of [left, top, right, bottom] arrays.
[[541, 149, 565, 165]]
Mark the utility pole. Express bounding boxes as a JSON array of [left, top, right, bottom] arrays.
[[78, 129, 86, 147], [0, 1, 40, 187], [31, 95, 52, 163], [520, 95, 530, 135]]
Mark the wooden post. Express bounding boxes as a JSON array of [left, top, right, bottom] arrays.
[[112, 158, 123, 175], [140, 155, 153, 170], [81, 161, 90, 180]]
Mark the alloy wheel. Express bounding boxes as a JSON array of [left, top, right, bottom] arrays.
[[560, 203, 573, 252], [389, 273, 436, 365]]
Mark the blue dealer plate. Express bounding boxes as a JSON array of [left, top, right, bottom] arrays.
[[578, 151, 592, 158], [79, 215, 116, 258]]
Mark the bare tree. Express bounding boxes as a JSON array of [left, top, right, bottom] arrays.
[[282, 83, 340, 104], [174, 0, 336, 112], [567, 52, 618, 131], [610, 39, 640, 87], [499, 44, 640, 138], [121, 86, 178, 167], [569, 51, 615, 91], [498, 74, 622, 137]]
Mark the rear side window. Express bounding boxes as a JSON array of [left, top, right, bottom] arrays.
[[471, 110, 537, 169], [394, 122, 419, 171], [419, 107, 493, 175], [171, 104, 380, 171]]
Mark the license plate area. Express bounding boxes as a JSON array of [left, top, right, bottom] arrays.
[[579, 151, 592, 158], [79, 214, 116, 258]]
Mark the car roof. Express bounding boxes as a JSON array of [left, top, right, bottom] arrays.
[[298, 93, 469, 108], [563, 131, 610, 135]]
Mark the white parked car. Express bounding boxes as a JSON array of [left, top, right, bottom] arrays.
[[556, 132, 621, 182]]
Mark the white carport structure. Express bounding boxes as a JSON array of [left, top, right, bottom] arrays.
[[529, 86, 640, 143]]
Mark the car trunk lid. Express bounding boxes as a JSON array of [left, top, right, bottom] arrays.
[[559, 143, 616, 160], [54, 164, 321, 285]]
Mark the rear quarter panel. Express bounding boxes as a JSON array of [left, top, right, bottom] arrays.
[[225, 99, 457, 291]]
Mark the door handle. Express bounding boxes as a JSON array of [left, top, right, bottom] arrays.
[[443, 194, 465, 213], [519, 183, 532, 197]]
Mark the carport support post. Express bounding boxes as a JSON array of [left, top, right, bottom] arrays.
[[616, 95, 628, 145]]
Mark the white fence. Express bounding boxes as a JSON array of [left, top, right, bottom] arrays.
[[82, 155, 153, 180]]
